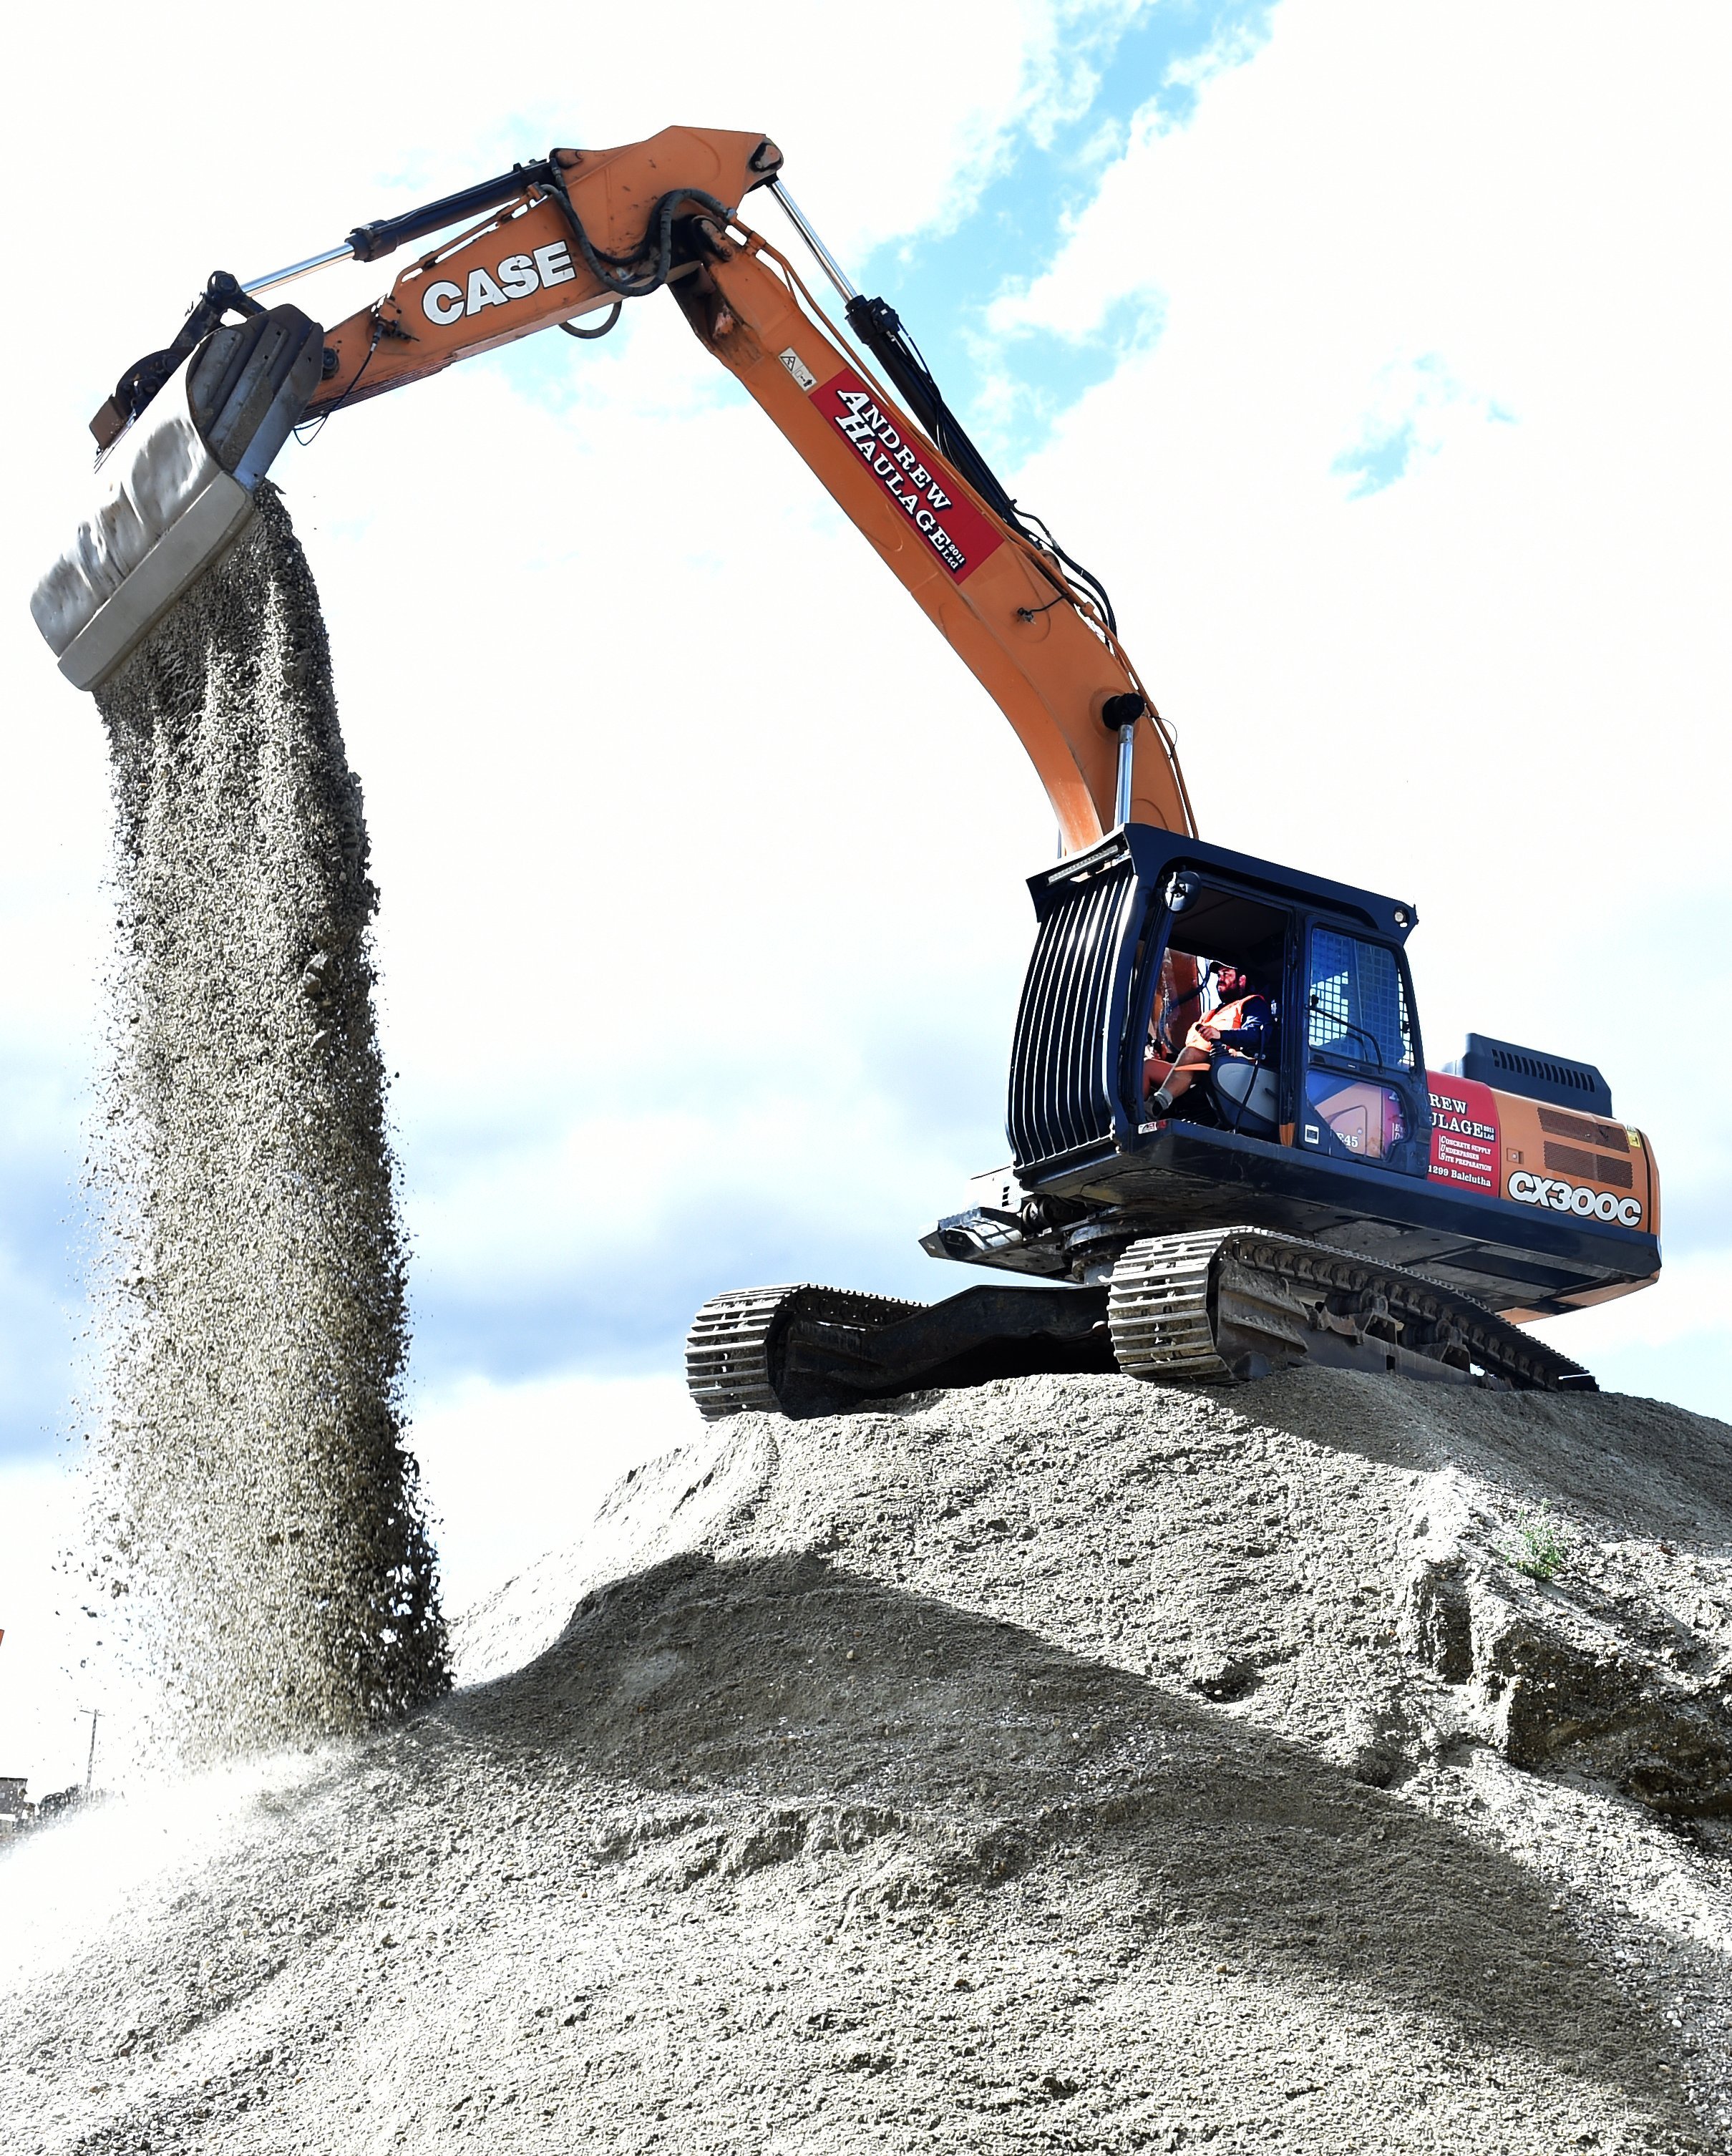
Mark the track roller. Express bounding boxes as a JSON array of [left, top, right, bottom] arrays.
[[1107, 1227, 1595, 1392]]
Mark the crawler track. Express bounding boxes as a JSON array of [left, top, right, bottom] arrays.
[[1107, 1226, 1596, 1392], [687, 1227, 1594, 1421], [686, 1285, 925, 1421], [685, 1279, 1119, 1420]]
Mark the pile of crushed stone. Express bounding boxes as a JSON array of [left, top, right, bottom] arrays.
[[4, 1369, 1728, 2152], [83, 487, 447, 1759]]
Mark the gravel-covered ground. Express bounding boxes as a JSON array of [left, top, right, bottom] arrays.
[[4, 1368, 1729, 2152]]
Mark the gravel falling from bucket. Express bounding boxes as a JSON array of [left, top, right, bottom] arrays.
[[86, 486, 449, 1759]]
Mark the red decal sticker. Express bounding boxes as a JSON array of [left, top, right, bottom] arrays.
[[1426, 1072, 1501, 1194], [811, 369, 1004, 583]]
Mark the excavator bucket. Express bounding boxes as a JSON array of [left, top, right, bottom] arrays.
[[31, 305, 323, 692]]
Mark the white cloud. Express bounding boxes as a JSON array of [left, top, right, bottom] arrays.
[[1330, 355, 1514, 497], [1531, 1249, 1732, 1358]]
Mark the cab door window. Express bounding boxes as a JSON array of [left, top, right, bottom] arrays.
[[1305, 1074, 1410, 1160], [1303, 928, 1426, 1170], [1307, 928, 1415, 1069]]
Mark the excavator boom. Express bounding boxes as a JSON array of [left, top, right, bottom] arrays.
[[34, 128, 1191, 850]]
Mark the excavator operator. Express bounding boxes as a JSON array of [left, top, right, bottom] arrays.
[[1147, 961, 1273, 1116]]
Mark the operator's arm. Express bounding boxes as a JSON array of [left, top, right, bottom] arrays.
[[1207, 999, 1272, 1057], [297, 134, 1190, 851]]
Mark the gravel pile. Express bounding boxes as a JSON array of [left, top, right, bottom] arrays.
[[82, 489, 447, 1760], [4, 1368, 1728, 2152]]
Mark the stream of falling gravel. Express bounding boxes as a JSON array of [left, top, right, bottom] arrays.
[[81, 485, 449, 1761]]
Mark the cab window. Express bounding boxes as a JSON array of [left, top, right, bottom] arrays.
[[1307, 928, 1414, 1071], [1304, 1074, 1409, 1160]]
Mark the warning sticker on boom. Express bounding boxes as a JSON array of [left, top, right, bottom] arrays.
[[810, 368, 1004, 583]]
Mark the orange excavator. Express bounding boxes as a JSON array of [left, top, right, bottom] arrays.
[[31, 127, 1661, 1414]]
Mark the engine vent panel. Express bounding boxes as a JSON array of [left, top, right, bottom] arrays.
[[1448, 1031, 1612, 1117]]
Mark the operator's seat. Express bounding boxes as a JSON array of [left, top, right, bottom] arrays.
[[1209, 994, 1280, 1140], [1211, 1057, 1279, 1139]]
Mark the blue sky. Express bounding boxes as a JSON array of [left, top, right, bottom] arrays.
[[859, 1, 1278, 457], [497, 5, 1280, 482]]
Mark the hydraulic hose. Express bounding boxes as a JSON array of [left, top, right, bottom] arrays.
[[540, 181, 736, 299], [842, 293, 1121, 635]]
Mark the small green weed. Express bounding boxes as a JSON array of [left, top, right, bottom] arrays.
[[1504, 1507, 1570, 1583]]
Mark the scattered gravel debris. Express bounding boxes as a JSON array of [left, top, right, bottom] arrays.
[[4, 1369, 1726, 2150], [79, 487, 448, 1762]]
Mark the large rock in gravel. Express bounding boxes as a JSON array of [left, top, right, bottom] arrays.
[[4, 1370, 1730, 2154]]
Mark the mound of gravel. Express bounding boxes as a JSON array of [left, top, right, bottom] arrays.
[[4, 1369, 1729, 2152], [83, 489, 447, 1759]]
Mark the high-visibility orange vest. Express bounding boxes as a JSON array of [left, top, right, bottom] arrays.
[[1187, 994, 1259, 1055]]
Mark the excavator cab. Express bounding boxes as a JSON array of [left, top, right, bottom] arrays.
[[1001, 827, 1431, 1180], [1138, 890, 1291, 1145], [1130, 868, 1433, 1175], [945, 822, 1657, 1329], [1298, 924, 1428, 1173]]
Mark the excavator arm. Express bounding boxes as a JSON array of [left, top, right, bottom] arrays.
[[35, 127, 1192, 850]]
